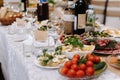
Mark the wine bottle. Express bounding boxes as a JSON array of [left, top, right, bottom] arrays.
[[21, 0, 27, 12], [63, 0, 75, 34], [37, 0, 49, 21], [74, 0, 88, 35], [68, 0, 75, 9]]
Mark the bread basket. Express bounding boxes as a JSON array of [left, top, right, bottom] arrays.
[[0, 12, 23, 25], [0, 7, 23, 25]]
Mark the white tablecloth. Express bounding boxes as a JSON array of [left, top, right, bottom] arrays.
[[0, 25, 120, 80]]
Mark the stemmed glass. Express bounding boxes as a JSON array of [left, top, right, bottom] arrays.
[[47, 18, 64, 50]]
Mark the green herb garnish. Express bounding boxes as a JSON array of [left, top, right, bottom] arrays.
[[89, 31, 112, 37], [64, 36, 84, 48], [55, 46, 62, 55], [78, 56, 87, 65], [48, 0, 55, 5], [38, 25, 47, 31]]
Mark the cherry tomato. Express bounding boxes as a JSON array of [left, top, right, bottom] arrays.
[[85, 67, 95, 76], [86, 53, 92, 59], [66, 69, 76, 77], [59, 35, 65, 41], [79, 63, 86, 70], [71, 64, 79, 71], [86, 60, 94, 67], [60, 67, 68, 75], [71, 58, 78, 64], [76, 70, 85, 78], [64, 61, 72, 68], [73, 54, 80, 60], [61, 40, 64, 44], [94, 56, 101, 63], [87, 55, 95, 62]]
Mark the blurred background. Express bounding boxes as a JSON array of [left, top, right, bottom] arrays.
[[0, 0, 120, 27]]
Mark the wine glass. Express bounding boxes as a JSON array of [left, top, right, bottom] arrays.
[[47, 18, 64, 49]]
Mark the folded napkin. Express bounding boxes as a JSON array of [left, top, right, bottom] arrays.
[[33, 36, 54, 48], [34, 30, 48, 42], [16, 18, 26, 28]]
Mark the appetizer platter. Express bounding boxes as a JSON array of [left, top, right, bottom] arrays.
[[35, 49, 68, 69], [103, 29, 120, 37], [59, 35, 95, 58], [79, 31, 112, 40], [83, 37, 120, 54]]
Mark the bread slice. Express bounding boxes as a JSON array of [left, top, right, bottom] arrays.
[[0, 7, 8, 18]]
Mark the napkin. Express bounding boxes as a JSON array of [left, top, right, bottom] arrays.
[[34, 29, 48, 42], [16, 18, 26, 28], [33, 36, 54, 48]]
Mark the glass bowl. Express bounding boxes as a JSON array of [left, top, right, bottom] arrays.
[[58, 64, 107, 80]]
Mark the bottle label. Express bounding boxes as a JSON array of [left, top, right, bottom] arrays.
[[78, 14, 86, 29], [86, 10, 95, 26], [29, 0, 37, 8]]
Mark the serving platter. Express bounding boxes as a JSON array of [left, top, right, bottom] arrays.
[[94, 49, 120, 55], [103, 29, 120, 38]]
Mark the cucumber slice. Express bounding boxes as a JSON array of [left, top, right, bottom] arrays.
[[94, 63, 107, 78], [94, 62, 106, 70]]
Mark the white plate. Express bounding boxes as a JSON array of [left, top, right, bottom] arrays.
[[34, 59, 67, 69]]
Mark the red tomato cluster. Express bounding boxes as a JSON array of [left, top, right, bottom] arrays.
[[60, 54, 101, 78]]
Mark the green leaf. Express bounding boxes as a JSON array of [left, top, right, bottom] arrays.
[[42, 49, 48, 54], [38, 25, 47, 31], [64, 36, 84, 48], [48, 0, 55, 4], [78, 56, 87, 65]]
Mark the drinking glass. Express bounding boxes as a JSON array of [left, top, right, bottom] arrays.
[[47, 18, 64, 48], [23, 41, 33, 57], [47, 25, 57, 51]]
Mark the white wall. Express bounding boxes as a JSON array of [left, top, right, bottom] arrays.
[[96, 14, 120, 28]]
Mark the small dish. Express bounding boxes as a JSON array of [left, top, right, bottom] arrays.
[[106, 54, 120, 69]]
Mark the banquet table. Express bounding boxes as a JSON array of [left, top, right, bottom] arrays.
[[0, 24, 120, 80]]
